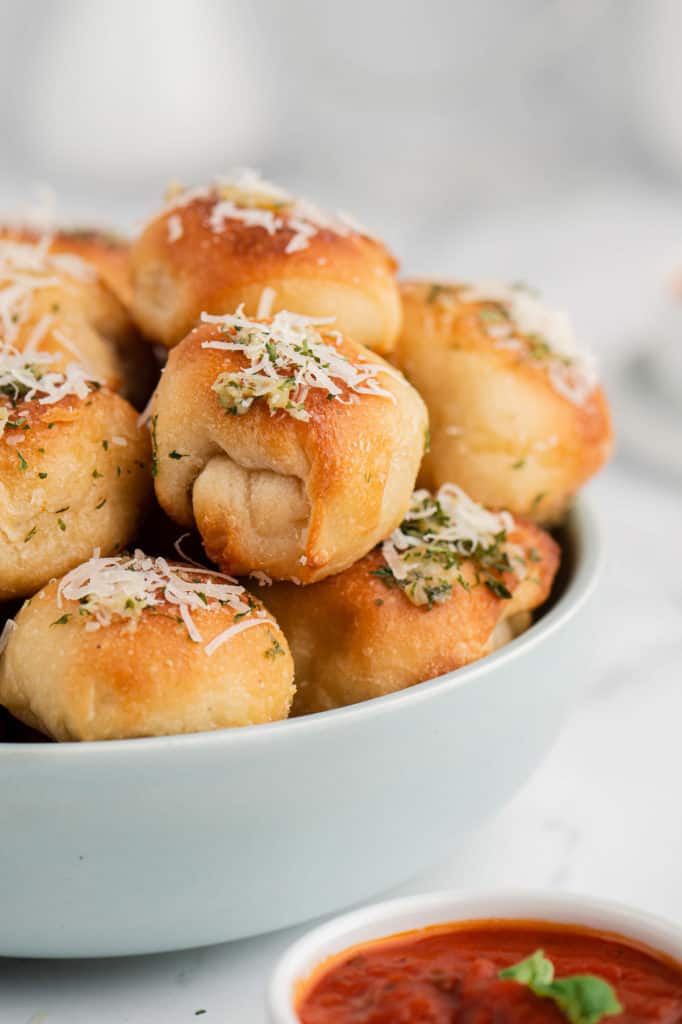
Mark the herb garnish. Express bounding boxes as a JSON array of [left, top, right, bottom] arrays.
[[265, 636, 285, 659], [372, 485, 525, 609], [499, 949, 622, 1024], [207, 309, 396, 423]]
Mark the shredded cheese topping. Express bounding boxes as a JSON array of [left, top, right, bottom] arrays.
[[0, 617, 16, 655], [0, 238, 95, 346], [432, 281, 598, 405], [376, 484, 526, 608], [201, 308, 399, 422], [164, 168, 370, 255], [0, 341, 94, 437], [56, 549, 270, 656], [167, 214, 183, 243]]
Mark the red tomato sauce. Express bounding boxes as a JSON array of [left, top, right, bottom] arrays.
[[297, 920, 682, 1023]]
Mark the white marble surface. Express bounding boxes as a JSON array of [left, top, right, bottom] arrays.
[[1, 188, 681, 1022]]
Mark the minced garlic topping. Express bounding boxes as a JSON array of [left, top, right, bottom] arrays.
[[201, 308, 399, 422], [0, 341, 94, 436], [164, 168, 369, 255], [56, 549, 270, 656], [432, 281, 598, 405], [375, 484, 526, 608]]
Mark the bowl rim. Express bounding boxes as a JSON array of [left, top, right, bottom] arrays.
[[0, 496, 602, 758], [268, 887, 682, 1024]]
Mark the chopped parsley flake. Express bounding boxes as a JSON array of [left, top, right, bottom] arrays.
[[265, 635, 285, 659], [206, 309, 398, 422], [373, 484, 526, 609]]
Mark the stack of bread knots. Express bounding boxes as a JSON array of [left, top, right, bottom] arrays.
[[0, 171, 612, 741]]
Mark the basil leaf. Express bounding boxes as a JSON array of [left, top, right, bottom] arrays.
[[543, 976, 623, 1024], [500, 948, 555, 986], [500, 950, 623, 1024]]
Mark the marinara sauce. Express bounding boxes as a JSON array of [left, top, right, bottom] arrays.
[[297, 920, 682, 1023]]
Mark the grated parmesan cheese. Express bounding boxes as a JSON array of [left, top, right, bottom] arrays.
[[249, 570, 273, 587], [163, 168, 373, 256], [256, 286, 276, 318], [0, 238, 96, 347], [457, 281, 598, 405], [167, 214, 183, 243], [0, 341, 94, 432], [0, 616, 16, 654], [376, 484, 525, 608], [201, 307, 400, 422], [57, 549, 270, 656]]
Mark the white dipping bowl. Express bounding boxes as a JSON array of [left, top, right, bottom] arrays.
[[0, 502, 600, 958], [269, 889, 682, 1023]]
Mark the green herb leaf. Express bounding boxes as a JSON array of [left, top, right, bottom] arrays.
[[500, 950, 622, 1024], [17, 450, 27, 472], [50, 613, 71, 626], [478, 306, 508, 324], [370, 565, 397, 587], [168, 450, 187, 460], [427, 283, 447, 303], [485, 576, 513, 599], [500, 949, 555, 987], [265, 636, 285, 659]]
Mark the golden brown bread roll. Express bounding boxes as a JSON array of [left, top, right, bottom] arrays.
[[258, 483, 560, 713], [151, 309, 428, 583], [130, 169, 402, 354], [0, 550, 294, 740], [0, 224, 133, 310], [0, 343, 151, 599], [0, 233, 155, 407], [392, 280, 613, 524]]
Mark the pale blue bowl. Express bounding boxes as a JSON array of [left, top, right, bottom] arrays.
[[0, 500, 600, 957]]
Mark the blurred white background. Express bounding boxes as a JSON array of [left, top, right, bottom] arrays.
[[2, 0, 682, 380], [0, 0, 679, 244]]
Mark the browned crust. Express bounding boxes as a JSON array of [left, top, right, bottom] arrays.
[[260, 518, 560, 713], [130, 194, 402, 353], [0, 387, 152, 600], [394, 280, 613, 523], [0, 225, 133, 309], [0, 576, 294, 740]]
